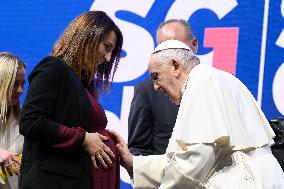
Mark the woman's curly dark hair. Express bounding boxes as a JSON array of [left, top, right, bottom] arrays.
[[52, 11, 123, 97]]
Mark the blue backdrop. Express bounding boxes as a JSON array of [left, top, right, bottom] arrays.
[[1, 0, 283, 188]]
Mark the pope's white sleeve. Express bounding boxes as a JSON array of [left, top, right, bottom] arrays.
[[132, 144, 218, 189], [132, 155, 167, 189], [159, 143, 217, 189]]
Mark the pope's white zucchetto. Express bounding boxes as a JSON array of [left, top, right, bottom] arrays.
[[153, 39, 194, 55]]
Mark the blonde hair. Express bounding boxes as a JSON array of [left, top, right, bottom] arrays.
[[0, 52, 25, 124]]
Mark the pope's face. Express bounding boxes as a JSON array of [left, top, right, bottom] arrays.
[[148, 56, 181, 105]]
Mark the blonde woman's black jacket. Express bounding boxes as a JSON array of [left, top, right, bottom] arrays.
[[19, 56, 93, 189]]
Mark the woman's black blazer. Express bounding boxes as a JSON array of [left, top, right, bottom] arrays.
[[19, 56, 94, 189]]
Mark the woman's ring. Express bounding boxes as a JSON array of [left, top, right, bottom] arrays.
[[96, 154, 102, 159]]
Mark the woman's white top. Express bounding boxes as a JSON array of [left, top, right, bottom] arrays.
[[0, 113, 23, 189]]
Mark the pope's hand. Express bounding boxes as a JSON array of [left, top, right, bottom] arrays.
[[107, 129, 133, 178]]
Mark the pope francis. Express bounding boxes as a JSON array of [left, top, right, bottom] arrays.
[[110, 40, 284, 189]]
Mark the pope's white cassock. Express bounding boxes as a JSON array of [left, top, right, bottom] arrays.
[[132, 62, 284, 188]]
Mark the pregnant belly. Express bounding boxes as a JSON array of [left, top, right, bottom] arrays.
[[96, 129, 118, 160]]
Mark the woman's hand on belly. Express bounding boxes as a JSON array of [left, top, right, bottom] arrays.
[[83, 132, 115, 169]]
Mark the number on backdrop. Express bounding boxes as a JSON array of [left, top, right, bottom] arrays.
[[165, 0, 238, 72]]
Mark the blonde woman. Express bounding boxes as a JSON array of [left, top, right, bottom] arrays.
[[0, 52, 26, 189]]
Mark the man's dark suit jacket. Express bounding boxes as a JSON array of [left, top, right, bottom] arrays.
[[128, 78, 179, 155], [19, 56, 93, 189]]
